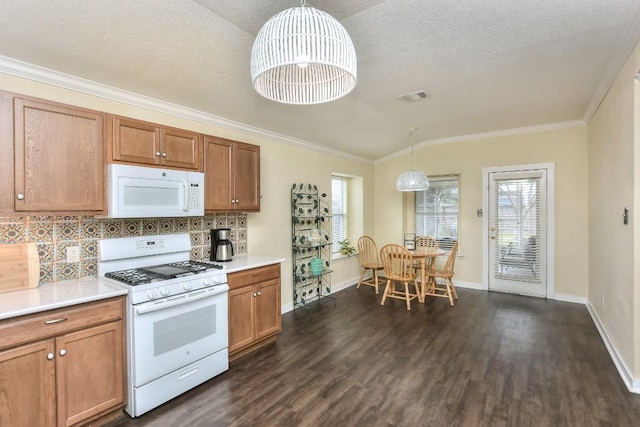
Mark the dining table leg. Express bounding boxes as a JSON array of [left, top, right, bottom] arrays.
[[420, 259, 426, 303]]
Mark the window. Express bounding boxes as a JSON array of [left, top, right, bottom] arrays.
[[332, 177, 347, 254], [415, 175, 459, 250]]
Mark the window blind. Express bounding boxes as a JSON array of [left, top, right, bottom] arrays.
[[492, 176, 541, 283], [415, 176, 459, 249], [332, 177, 347, 253]]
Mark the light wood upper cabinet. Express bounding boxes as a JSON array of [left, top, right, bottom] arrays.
[[12, 95, 105, 213], [110, 115, 201, 170], [204, 135, 260, 212]]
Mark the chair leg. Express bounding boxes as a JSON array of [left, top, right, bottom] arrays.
[[404, 282, 411, 310], [446, 278, 454, 306], [375, 269, 381, 294], [450, 279, 458, 299], [357, 266, 365, 289], [381, 279, 391, 305], [414, 280, 422, 303]]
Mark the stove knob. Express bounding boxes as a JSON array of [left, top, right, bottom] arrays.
[[183, 282, 192, 291], [146, 289, 158, 300], [212, 275, 224, 285], [160, 287, 170, 296], [203, 278, 213, 287]]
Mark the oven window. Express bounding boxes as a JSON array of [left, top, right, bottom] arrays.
[[153, 305, 216, 356]]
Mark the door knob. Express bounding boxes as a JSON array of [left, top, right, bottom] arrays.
[[59, 349, 66, 356], [155, 151, 161, 156], [16, 193, 24, 200], [47, 353, 54, 360]]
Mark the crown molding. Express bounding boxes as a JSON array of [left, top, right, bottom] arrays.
[[0, 55, 372, 165], [374, 120, 586, 165]]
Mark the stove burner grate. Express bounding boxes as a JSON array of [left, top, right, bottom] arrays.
[[104, 260, 224, 286]]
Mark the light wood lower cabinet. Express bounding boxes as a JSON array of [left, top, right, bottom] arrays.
[[228, 264, 281, 359], [0, 297, 125, 427]]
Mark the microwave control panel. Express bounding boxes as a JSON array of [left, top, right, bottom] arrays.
[[189, 183, 202, 210]]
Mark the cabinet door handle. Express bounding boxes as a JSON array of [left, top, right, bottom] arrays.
[[162, 152, 167, 157], [155, 151, 161, 156], [253, 293, 257, 297], [44, 317, 68, 325], [59, 349, 66, 356], [257, 291, 261, 296], [47, 353, 54, 360], [16, 193, 24, 200]]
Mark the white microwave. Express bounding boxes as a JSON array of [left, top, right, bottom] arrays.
[[105, 164, 205, 218]]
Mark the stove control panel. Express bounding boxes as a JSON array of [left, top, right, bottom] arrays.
[[127, 272, 229, 304]]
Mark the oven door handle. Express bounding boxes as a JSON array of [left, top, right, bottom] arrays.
[[135, 286, 228, 315]]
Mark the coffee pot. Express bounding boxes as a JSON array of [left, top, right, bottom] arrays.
[[211, 228, 234, 262]]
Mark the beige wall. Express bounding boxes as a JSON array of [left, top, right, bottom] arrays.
[[374, 125, 589, 297], [588, 40, 640, 377], [0, 73, 375, 312]]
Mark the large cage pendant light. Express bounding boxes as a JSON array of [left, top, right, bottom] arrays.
[[396, 129, 429, 192], [250, 0, 357, 105]]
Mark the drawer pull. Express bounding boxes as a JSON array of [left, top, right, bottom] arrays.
[[252, 273, 261, 277], [44, 317, 68, 325]]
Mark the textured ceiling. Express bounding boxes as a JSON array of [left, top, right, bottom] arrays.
[[0, 0, 639, 160]]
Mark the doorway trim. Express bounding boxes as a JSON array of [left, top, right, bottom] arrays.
[[482, 163, 555, 298]]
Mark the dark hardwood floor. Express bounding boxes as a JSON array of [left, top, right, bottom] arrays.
[[109, 286, 640, 426]]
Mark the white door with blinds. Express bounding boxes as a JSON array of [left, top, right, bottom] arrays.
[[487, 168, 548, 297]]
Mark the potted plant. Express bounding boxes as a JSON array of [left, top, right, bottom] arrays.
[[338, 239, 357, 256]]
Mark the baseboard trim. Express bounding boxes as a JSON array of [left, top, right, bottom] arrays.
[[553, 293, 587, 304], [281, 276, 360, 314], [586, 301, 640, 393], [453, 280, 484, 290]]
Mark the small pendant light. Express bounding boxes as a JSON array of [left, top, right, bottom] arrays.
[[396, 129, 429, 191]]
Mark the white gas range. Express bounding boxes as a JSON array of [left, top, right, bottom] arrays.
[[98, 234, 229, 418]]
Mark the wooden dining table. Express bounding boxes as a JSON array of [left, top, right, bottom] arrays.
[[409, 248, 446, 302]]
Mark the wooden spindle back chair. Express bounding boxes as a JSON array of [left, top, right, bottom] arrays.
[[379, 244, 421, 310], [357, 236, 384, 294], [424, 242, 459, 306]]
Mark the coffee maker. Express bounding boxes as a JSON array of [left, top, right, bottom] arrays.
[[211, 228, 234, 262]]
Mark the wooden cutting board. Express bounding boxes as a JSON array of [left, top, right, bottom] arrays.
[[0, 242, 40, 293]]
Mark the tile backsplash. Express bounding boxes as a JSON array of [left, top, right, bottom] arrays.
[[0, 214, 247, 284]]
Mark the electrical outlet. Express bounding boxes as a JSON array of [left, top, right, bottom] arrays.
[[66, 246, 80, 263]]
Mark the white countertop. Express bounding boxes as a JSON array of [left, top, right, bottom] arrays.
[[0, 277, 128, 321], [222, 255, 286, 274], [0, 255, 284, 321]]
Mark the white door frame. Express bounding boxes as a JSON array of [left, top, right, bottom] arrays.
[[482, 163, 555, 298]]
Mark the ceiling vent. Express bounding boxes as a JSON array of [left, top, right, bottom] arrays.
[[398, 90, 429, 102]]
